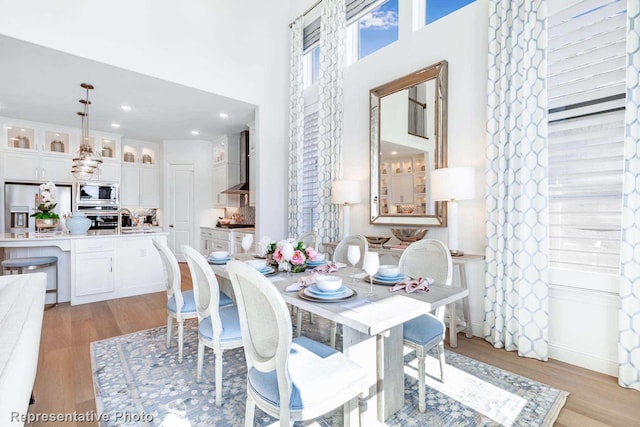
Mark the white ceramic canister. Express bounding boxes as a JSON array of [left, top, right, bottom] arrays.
[[66, 212, 91, 235]]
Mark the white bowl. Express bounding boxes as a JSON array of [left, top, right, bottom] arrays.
[[210, 251, 229, 260], [314, 253, 326, 262], [246, 259, 267, 270], [315, 275, 343, 292], [377, 265, 400, 277]]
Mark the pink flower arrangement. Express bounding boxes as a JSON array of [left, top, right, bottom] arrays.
[[273, 247, 283, 263], [264, 239, 311, 273], [291, 250, 306, 266], [305, 247, 318, 260]]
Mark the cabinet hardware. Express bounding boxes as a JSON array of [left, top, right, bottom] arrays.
[[169, 224, 174, 228]]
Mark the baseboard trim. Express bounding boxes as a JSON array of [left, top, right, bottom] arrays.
[[549, 342, 617, 376]]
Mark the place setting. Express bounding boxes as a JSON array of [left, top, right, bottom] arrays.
[[285, 274, 356, 303], [364, 264, 410, 286], [244, 259, 277, 276], [207, 250, 232, 265]]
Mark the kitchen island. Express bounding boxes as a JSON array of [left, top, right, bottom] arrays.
[[0, 230, 168, 305]]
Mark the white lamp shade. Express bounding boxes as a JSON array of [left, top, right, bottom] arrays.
[[332, 180, 361, 204], [430, 167, 476, 201]]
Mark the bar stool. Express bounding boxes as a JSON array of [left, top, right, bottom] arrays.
[[2, 256, 58, 307]]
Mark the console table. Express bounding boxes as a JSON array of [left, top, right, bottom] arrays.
[[323, 241, 484, 347]]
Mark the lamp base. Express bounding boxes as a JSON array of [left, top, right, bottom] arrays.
[[450, 249, 464, 257]]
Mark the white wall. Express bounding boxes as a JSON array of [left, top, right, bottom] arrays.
[[0, 0, 291, 241]]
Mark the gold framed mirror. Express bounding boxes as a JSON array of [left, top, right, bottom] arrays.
[[370, 60, 448, 226]]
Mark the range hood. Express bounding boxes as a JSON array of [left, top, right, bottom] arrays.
[[222, 130, 250, 194]]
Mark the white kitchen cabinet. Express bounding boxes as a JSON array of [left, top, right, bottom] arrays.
[[212, 134, 240, 208], [200, 227, 231, 255], [121, 163, 160, 207], [72, 238, 116, 299], [232, 230, 255, 254], [120, 139, 161, 207], [249, 152, 256, 207], [114, 237, 165, 295], [2, 151, 73, 183]]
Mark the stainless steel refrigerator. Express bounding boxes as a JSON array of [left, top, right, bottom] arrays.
[[4, 182, 72, 233]]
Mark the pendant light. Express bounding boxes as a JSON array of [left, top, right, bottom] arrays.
[[71, 83, 102, 180]]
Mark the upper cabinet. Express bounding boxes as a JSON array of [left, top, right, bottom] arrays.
[[120, 139, 162, 207], [213, 134, 240, 208]]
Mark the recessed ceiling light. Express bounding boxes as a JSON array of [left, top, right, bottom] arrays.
[[191, 130, 199, 135], [55, 133, 60, 136], [120, 105, 132, 111], [391, 151, 398, 155], [111, 123, 120, 128], [20, 128, 25, 132], [219, 113, 228, 118], [7, 126, 12, 130]]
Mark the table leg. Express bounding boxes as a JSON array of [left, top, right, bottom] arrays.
[[342, 327, 377, 426], [448, 302, 458, 348], [457, 264, 473, 338]]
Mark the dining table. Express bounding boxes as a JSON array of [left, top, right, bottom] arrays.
[[209, 257, 469, 425]]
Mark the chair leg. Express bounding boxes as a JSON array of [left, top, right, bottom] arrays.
[[296, 309, 302, 337], [343, 396, 359, 427], [437, 341, 446, 382], [330, 321, 337, 348], [196, 341, 204, 383], [418, 350, 426, 413], [178, 321, 184, 363], [167, 316, 173, 348], [244, 395, 256, 427], [215, 350, 223, 406]]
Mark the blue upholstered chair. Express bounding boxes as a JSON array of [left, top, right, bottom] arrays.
[[154, 239, 232, 363], [227, 260, 367, 427], [181, 245, 243, 406], [398, 239, 452, 413]]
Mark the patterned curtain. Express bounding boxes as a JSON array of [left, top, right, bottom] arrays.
[[288, 18, 305, 239], [484, 0, 549, 361], [315, 0, 346, 244], [619, 0, 640, 391]]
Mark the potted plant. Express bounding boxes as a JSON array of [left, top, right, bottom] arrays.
[[31, 181, 60, 231]]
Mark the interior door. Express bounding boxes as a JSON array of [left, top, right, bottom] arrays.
[[168, 164, 195, 262]]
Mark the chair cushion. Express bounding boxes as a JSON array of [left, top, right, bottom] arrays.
[[247, 336, 366, 411], [167, 290, 233, 314], [198, 306, 242, 343], [403, 313, 445, 346], [2, 257, 57, 268]]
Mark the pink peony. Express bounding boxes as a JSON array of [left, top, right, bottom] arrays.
[[305, 247, 318, 260], [273, 247, 284, 263], [290, 250, 306, 265]]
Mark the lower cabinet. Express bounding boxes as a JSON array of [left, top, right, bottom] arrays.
[[71, 234, 167, 305]]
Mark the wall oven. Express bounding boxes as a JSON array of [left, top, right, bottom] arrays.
[[76, 206, 120, 231], [76, 182, 119, 206]]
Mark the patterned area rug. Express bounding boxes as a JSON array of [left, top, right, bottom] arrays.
[[91, 317, 568, 426]]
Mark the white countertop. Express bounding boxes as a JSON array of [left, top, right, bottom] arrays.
[[0, 229, 168, 242], [200, 226, 255, 232]]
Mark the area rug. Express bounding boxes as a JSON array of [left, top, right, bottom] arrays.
[[91, 317, 568, 426]]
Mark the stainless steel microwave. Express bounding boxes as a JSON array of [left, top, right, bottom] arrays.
[[76, 182, 119, 206]]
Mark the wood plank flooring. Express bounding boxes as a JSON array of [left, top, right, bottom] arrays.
[[27, 263, 639, 426]]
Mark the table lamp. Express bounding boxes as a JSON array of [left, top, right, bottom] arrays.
[[430, 167, 475, 256], [332, 180, 360, 240]]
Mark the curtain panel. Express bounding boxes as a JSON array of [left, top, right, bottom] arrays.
[[315, 0, 346, 244], [619, 0, 640, 391], [484, 0, 550, 361], [288, 18, 305, 239]]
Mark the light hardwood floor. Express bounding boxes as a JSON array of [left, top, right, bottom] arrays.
[[28, 263, 639, 426]]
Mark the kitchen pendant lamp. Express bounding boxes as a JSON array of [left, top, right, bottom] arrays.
[[71, 83, 102, 180]]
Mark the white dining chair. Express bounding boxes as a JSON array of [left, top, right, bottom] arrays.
[[298, 230, 319, 251], [398, 239, 452, 413], [153, 239, 233, 363], [227, 260, 367, 427], [181, 245, 243, 406], [324, 234, 369, 347]]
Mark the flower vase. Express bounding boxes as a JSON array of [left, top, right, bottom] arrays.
[[35, 218, 59, 232], [291, 263, 306, 273]]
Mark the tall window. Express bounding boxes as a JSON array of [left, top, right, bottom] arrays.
[[424, 0, 475, 24], [548, 0, 627, 274], [356, 0, 399, 59]]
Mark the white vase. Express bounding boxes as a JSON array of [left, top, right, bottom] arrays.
[[66, 212, 91, 235]]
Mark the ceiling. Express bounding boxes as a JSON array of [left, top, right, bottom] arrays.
[[0, 35, 257, 142]]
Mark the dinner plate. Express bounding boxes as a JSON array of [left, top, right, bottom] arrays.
[[374, 273, 405, 282], [306, 284, 348, 297], [306, 260, 326, 267], [364, 275, 409, 285], [208, 257, 231, 265], [260, 266, 276, 276], [298, 287, 356, 302]]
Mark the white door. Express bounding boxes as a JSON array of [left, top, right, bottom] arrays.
[[168, 164, 194, 262]]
